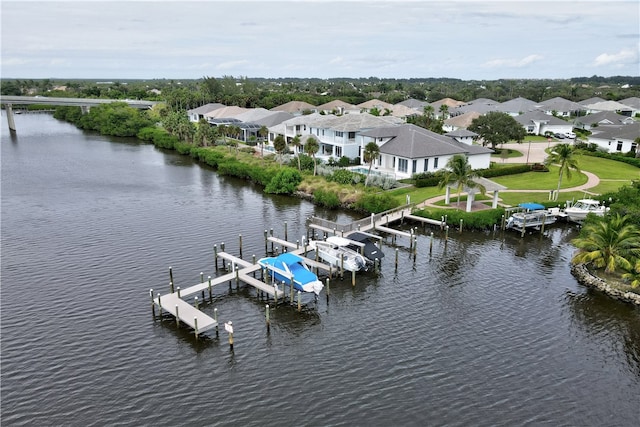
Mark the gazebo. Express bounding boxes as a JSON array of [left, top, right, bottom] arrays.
[[444, 177, 507, 212]]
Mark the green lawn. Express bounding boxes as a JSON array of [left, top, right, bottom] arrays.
[[491, 166, 588, 190], [575, 155, 640, 180], [491, 149, 523, 159], [498, 191, 599, 207]]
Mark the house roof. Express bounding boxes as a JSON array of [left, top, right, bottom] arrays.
[[316, 99, 358, 111], [450, 102, 498, 116], [537, 97, 585, 112], [390, 104, 422, 118], [234, 108, 294, 127], [320, 112, 403, 132], [357, 99, 394, 110], [429, 98, 465, 109], [619, 97, 640, 109], [360, 124, 491, 159], [188, 103, 225, 115], [495, 97, 537, 114], [203, 106, 248, 119], [584, 100, 634, 112], [579, 97, 606, 106], [270, 100, 316, 113], [590, 122, 640, 141], [514, 110, 569, 126], [445, 129, 478, 138], [396, 98, 428, 110], [575, 110, 634, 126], [444, 111, 482, 129]]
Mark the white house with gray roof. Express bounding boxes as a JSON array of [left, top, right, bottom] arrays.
[[586, 123, 640, 154], [514, 111, 573, 136], [358, 124, 492, 180], [573, 111, 635, 130], [269, 112, 403, 161], [536, 97, 585, 117]]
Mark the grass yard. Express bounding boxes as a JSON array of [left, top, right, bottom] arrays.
[[575, 154, 640, 180], [491, 149, 523, 159], [491, 166, 588, 190]]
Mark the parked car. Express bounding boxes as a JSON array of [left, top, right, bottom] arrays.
[[554, 133, 564, 139], [564, 132, 576, 139]]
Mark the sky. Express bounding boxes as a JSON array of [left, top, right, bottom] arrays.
[[1, 0, 639, 81]]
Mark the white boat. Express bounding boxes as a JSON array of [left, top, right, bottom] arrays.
[[506, 203, 559, 231], [564, 199, 609, 222], [309, 236, 367, 272]]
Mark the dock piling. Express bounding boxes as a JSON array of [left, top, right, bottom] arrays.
[[430, 232, 434, 254], [265, 304, 270, 330], [459, 219, 463, 233], [395, 248, 399, 270], [175, 305, 179, 327], [214, 245, 218, 270], [169, 267, 174, 288], [208, 276, 212, 301], [150, 289, 155, 316], [194, 317, 198, 339], [157, 293, 162, 316], [177, 287, 181, 298], [297, 291, 301, 312], [351, 269, 356, 287], [239, 234, 243, 258], [194, 296, 199, 309], [284, 221, 288, 241], [214, 308, 219, 336]]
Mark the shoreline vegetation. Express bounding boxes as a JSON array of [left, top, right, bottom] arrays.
[[50, 102, 640, 304]]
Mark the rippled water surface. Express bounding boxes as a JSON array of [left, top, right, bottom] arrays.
[[2, 115, 639, 426]]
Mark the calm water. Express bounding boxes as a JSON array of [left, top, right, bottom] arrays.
[[1, 114, 639, 426]]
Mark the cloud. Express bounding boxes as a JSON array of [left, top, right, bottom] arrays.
[[593, 46, 639, 67], [482, 54, 544, 68], [216, 60, 250, 70]]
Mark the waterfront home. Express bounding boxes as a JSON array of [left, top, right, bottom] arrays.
[[268, 112, 403, 160], [270, 100, 316, 115], [187, 103, 225, 122], [358, 124, 492, 180], [316, 100, 359, 115], [618, 97, 640, 117]]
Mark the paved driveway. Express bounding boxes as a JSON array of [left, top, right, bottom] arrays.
[[491, 140, 560, 164]]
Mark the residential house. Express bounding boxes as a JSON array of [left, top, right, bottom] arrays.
[[316, 100, 359, 115], [358, 124, 492, 180], [494, 97, 537, 116], [448, 98, 499, 118], [269, 112, 403, 161], [536, 97, 585, 117], [357, 99, 394, 114], [270, 100, 316, 116], [514, 111, 574, 136], [396, 98, 428, 112], [442, 111, 481, 132], [619, 97, 640, 117], [574, 111, 635, 130], [587, 122, 640, 154], [583, 100, 634, 115], [187, 103, 225, 122]]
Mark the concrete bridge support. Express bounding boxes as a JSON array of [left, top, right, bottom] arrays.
[[5, 103, 16, 132]]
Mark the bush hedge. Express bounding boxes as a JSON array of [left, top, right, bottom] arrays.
[[412, 207, 506, 230]]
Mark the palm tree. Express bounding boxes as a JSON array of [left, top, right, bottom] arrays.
[[304, 136, 320, 176], [545, 143, 580, 200], [438, 154, 486, 207], [362, 142, 380, 186], [273, 134, 287, 165], [258, 125, 269, 158], [572, 214, 640, 274], [290, 134, 302, 170], [439, 104, 449, 120], [622, 258, 640, 288]]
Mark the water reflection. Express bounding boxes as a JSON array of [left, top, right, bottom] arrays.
[[566, 289, 640, 377]]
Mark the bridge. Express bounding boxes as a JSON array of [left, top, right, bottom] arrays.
[[0, 95, 158, 132]]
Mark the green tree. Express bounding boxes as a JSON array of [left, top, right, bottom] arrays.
[[468, 111, 525, 150], [304, 136, 320, 176], [437, 154, 486, 207], [264, 168, 302, 194], [290, 134, 302, 170], [258, 125, 269, 158], [544, 143, 580, 198], [622, 258, 640, 288], [572, 214, 640, 274], [362, 142, 380, 187], [273, 134, 287, 165]]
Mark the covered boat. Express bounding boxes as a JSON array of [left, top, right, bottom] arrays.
[[258, 253, 324, 295], [564, 199, 609, 222], [342, 232, 385, 264], [309, 236, 367, 272], [506, 203, 559, 231]]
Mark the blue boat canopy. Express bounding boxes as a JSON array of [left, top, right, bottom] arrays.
[[519, 203, 545, 211]]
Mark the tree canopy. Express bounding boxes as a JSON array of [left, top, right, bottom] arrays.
[[468, 111, 526, 149]]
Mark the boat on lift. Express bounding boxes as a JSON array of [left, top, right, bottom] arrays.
[[506, 203, 560, 231], [309, 236, 367, 272], [342, 232, 385, 264], [258, 253, 324, 295], [563, 199, 609, 222]]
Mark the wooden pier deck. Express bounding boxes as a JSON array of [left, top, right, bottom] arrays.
[[153, 292, 218, 333], [405, 214, 444, 227]]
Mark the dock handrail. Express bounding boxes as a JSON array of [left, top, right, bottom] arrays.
[[308, 203, 415, 234]]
